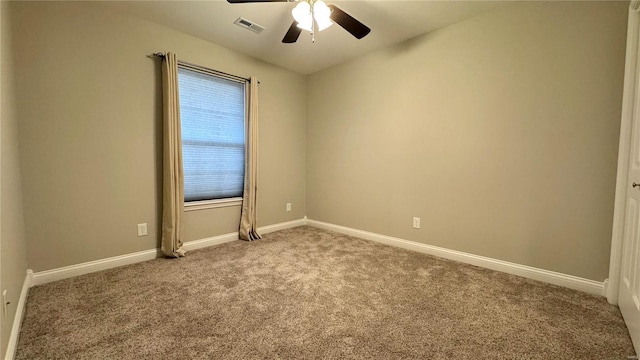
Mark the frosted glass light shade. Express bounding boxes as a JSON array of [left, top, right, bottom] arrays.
[[292, 2, 312, 31], [313, 0, 333, 31]]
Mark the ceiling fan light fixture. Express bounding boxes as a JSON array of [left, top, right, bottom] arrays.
[[315, 17, 332, 31], [313, 0, 333, 31], [292, 1, 312, 31], [291, 0, 332, 33], [296, 18, 313, 32]]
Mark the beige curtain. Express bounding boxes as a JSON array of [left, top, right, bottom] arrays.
[[239, 77, 262, 241], [161, 52, 186, 257]]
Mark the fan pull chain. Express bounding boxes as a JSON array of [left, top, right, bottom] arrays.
[[311, 3, 316, 43]]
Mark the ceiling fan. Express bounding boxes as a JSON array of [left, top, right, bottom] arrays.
[[227, 0, 371, 44]]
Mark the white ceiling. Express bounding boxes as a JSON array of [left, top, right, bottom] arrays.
[[98, 0, 505, 75]]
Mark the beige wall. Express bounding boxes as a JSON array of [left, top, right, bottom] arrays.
[[307, 2, 627, 281], [1, 0, 28, 357], [11, 2, 306, 272]]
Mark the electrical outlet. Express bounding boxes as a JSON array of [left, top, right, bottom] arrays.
[[413, 217, 421, 229], [137, 223, 148, 237], [2, 290, 7, 316], [286, 203, 292, 212]]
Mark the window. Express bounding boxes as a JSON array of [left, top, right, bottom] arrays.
[[177, 65, 246, 205]]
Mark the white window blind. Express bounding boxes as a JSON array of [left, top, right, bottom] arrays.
[[177, 66, 246, 202]]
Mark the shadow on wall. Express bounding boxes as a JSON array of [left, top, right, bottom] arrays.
[[383, 31, 437, 58]]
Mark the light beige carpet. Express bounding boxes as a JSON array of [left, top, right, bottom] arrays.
[[16, 226, 634, 359]]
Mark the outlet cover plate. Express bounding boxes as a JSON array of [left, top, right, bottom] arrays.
[[2, 290, 7, 316], [137, 223, 148, 236]]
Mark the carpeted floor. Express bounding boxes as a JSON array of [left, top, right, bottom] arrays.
[[16, 226, 634, 359]]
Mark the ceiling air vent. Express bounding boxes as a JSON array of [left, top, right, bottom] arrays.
[[234, 17, 266, 34]]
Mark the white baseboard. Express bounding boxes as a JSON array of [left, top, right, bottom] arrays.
[[31, 218, 306, 287], [4, 270, 32, 360], [259, 217, 307, 234], [182, 232, 239, 252], [307, 219, 605, 297], [31, 248, 159, 287]]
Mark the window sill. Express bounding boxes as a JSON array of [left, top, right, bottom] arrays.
[[184, 197, 243, 212]]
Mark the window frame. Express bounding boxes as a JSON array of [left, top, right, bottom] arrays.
[[184, 197, 243, 211], [177, 61, 248, 211]]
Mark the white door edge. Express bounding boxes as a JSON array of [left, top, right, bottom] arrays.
[[608, 3, 640, 305]]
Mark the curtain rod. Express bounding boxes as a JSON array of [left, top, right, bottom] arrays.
[[150, 52, 258, 84]]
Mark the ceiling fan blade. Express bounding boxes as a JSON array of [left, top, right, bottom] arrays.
[[282, 21, 302, 43], [227, 0, 290, 3], [328, 4, 370, 39]]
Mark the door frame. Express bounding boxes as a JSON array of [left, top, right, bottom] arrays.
[[608, 1, 640, 304]]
